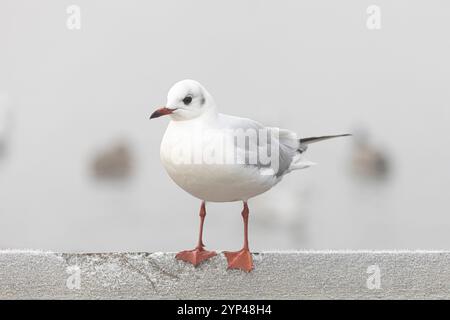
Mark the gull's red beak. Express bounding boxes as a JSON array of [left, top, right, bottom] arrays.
[[150, 107, 176, 119]]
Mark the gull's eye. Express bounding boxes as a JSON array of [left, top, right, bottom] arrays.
[[182, 96, 192, 105]]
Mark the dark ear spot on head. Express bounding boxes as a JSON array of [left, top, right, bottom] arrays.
[[200, 95, 206, 105]]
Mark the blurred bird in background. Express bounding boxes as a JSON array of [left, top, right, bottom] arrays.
[[91, 140, 133, 181], [251, 184, 312, 247], [350, 126, 390, 180], [0, 92, 12, 159]]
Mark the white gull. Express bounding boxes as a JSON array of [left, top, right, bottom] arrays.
[[150, 79, 350, 271]]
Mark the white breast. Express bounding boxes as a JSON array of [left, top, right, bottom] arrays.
[[160, 121, 278, 202]]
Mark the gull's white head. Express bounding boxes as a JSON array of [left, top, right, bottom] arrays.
[[150, 79, 215, 121]]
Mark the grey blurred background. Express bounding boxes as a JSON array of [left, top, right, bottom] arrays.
[[0, 0, 449, 252]]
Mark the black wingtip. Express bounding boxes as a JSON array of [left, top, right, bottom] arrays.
[[300, 134, 352, 145]]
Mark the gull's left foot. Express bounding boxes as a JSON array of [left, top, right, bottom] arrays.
[[224, 248, 254, 272], [176, 247, 217, 267]]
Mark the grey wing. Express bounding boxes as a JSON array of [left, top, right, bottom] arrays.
[[218, 114, 300, 177]]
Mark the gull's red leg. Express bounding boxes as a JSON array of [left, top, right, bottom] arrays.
[[176, 201, 216, 266], [224, 201, 254, 272]]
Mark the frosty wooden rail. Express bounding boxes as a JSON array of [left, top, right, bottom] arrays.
[[0, 250, 449, 299]]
